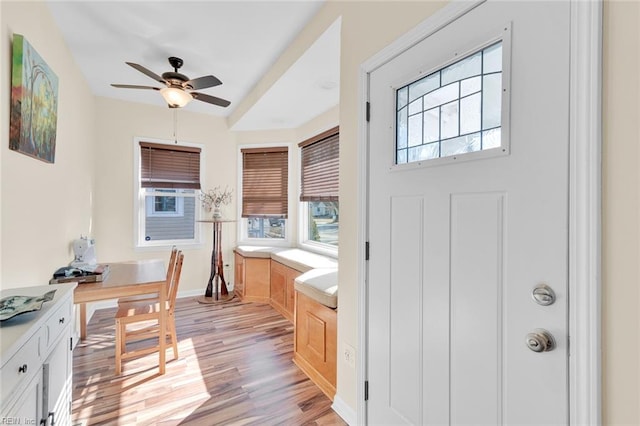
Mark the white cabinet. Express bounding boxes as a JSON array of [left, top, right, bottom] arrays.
[[0, 283, 76, 426], [4, 367, 42, 424]]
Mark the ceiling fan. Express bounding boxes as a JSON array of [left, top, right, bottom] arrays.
[[111, 56, 231, 109]]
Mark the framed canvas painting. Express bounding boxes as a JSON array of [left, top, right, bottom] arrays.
[[9, 34, 59, 163]]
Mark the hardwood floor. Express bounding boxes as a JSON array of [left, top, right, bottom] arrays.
[[72, 296, 347, 426]]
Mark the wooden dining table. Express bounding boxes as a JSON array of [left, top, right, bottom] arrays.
[[66, 259, 168, 374]]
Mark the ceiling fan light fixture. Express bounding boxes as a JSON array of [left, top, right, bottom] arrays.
[[160, 87, 193, 108]]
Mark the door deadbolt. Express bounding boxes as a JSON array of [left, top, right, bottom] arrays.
[[526, 329, 556, 353], [532, 284, 556, 306]]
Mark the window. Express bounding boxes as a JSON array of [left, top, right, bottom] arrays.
[[135, 140, 202, 247], [240, 146, 289, 241], [145, 189, 184, 217], [299, 127, 339, 252], [396, 41, 506, 164]]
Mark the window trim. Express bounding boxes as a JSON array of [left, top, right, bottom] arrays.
[[236, 142, 294, 247], [390, 23, 512, 171], [133, 137, 205, 250]]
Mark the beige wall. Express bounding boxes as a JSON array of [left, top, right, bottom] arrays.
[[603, 1, 640, 424], [1, 1, 95, 288]]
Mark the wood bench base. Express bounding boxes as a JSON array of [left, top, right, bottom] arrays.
[[293, 291, 337, 400]]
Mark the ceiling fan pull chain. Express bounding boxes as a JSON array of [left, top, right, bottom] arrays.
[[173, 108, 178, 143]]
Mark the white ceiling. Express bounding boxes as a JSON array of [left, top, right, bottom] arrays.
[[46, 1, 340, 131]]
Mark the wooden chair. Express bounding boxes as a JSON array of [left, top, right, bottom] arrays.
[[117, 246, 178, 306], [114, 251, 184, 375]]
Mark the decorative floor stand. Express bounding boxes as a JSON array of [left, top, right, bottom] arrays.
[[197, 219, 236, 304]]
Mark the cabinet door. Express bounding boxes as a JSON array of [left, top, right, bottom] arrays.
[[270, 261, 287, 311], [5, 367, 42, 425], [245, 258, 271, 301], [43, 330, 71, 426], [234, 252, 245, 297]]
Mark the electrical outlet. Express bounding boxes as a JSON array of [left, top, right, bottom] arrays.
[[343, 344, 356, 369]]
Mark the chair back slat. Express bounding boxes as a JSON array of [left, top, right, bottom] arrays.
[[168, 252, 184, 313], [165, 247, 179, 297]]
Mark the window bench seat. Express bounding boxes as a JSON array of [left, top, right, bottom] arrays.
[[233, 246, 338, 400], [293, 268, 338, 400]]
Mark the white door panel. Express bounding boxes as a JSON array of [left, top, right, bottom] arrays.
[[367, 1, 570, 424]]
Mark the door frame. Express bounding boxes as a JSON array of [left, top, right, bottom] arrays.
[[356, 1, 602, 424]]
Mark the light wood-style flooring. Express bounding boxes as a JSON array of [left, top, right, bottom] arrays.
[[72, 296, 347, 426]]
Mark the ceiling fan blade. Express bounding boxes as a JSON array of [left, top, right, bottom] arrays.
[[125, 62, 166, 84], [111, 84, 160, 90], [185, 75, 222, 90], [191, 92, 231, 108]]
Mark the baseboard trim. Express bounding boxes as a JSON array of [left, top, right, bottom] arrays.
[[331, 395, 356, 426]]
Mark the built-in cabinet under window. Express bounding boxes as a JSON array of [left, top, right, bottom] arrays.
[[233, 246, 338, 400]]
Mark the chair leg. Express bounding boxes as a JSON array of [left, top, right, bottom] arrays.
[[168, 318, 178, 359], [115, 319, 122, 375]]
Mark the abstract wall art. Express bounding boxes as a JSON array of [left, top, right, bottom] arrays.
[[10, 34, 59, 163]]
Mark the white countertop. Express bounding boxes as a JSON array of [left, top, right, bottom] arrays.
[[0, 283, 76, 366]]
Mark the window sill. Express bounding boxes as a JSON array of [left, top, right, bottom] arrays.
[[135, 241, 205, 252], [298, 241, 338, 259]]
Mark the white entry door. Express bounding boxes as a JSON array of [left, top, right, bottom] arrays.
[[367, 1, 570, 424]]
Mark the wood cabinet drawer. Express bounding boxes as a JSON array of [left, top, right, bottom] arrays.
[[44, 299, 71, 351], [0, 330, 42, 404]]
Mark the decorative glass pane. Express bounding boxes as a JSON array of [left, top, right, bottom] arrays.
[[460, 76, 481, 97], [424, 82, 458, 111], [442, 51, 482, 86], [423, 143, 440, 160], [441, 133, 481, 157], [482, 128, 501, 149], [408, 98, 422, 115], [397, 86, 409, 110], [409, 73, 439, 103], [397, 149, 408, 164], [441, 100, 459, 140], [423, 108, 440, 143], [408, 143, 439, 162], [483, 42, 502, 73], [408, 114, 422, 147], [395, 40, 504, 165], [397, 106, 408, 149], [482, 73, 502, 130], [460, 93, 481, 135]]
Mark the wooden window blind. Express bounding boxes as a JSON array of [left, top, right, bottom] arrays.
[[241, 147, 288, 218], [140, 142, 201, 189], [299, 126, 339, 202]]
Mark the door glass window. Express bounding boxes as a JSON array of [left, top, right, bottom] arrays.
[[396, 41, 504, 164]]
